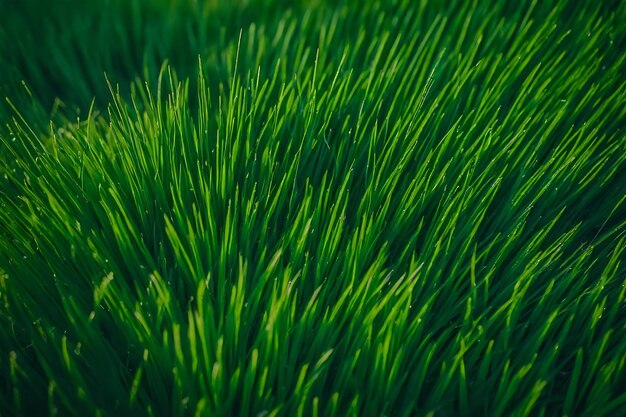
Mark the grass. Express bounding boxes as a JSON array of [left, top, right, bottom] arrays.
[[1, 0, 626, 416]]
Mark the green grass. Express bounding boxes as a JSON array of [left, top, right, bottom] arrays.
[[1, 0, 626, 416]]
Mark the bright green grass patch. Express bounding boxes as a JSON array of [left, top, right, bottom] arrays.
[[1, 0, 626, 416]]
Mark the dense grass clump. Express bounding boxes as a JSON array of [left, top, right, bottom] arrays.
[[1, 0, 626, 416]]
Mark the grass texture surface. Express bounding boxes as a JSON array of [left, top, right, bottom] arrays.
[[1, 0, 626, 416]]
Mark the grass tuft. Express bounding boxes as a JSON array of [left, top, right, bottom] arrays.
[[1, 0, 626, 416]]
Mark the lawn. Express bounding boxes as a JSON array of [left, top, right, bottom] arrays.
[[1, 0, 626, 416]]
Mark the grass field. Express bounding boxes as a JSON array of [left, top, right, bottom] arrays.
[[1, 0, 626, 416]]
